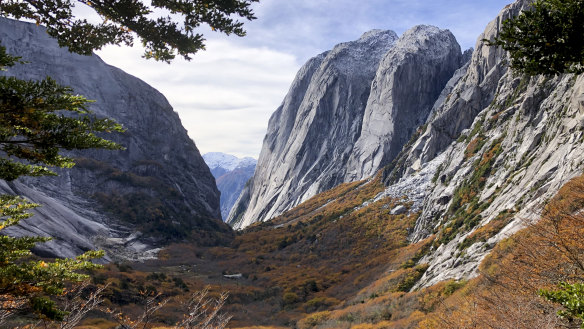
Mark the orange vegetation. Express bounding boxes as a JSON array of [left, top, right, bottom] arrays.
[[70, 172, 584, 329], [420, 174, 584, 329]]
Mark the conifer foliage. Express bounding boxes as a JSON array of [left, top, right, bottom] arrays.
[[0, 45, 124, 181], [488, 0, 584, 75], [0, 45, 118, 324], [0, 0, 258, 62], [0, 195, 104, 322]]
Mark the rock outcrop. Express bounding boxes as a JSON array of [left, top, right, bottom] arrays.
[[203, 153, 256, 220], [373, 0, 584, 287], [228, 26, 464, 229], [0, 18, 223, 260], [346, 25, 463, 181]]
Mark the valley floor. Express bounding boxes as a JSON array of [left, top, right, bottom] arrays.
[[67, 173, 584, 329]]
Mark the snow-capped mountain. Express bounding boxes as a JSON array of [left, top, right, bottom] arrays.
[[203, 152, 256, 177], [203, 153, 257, 220]]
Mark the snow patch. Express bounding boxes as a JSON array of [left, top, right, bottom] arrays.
[[203, 152, 257, 171]]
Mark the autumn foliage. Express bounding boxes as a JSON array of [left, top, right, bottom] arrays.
[[421, 174, 584, 329]]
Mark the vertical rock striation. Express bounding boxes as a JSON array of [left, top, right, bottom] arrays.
[[371, 0, 584, 287], [346, 25, 463, 181], [227, 30, 399, 228], [228, 26, 464, 229]]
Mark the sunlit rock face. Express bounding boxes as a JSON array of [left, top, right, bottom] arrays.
[[346, 25, 464, 181], [229, 26, 463, 229], [373, 0, 584, 287], [0, 17, 223, 260]]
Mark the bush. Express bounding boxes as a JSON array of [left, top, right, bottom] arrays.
[[282, 292, 299, 305]]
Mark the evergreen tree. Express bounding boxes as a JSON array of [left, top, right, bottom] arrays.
[[0, 45, 118, 322], [0, 0, 255, 323], [0, 0, 258, 62], [487, 0, 584, 75], [0, 195, 104, 322], [0, 45, 124, 181], [539, 282, 584, 328]]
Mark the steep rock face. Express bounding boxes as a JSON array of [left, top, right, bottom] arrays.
[[215, 166, 256, 220], [345, 25, 463, 181], [203, 153, 256, 220], [227, 30, 399, 228], [229, 26, 464, 229], [0, 18, 223, 259], [395, 6, 514, 175], [377, 0, 584, 287]]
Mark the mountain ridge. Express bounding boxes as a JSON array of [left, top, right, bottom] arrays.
[[203, 152, 257, 220], [228, 25, 465, 229]]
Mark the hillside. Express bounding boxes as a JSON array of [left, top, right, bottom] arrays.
[[227, 0, 584, 286], [69, 171, 584, 328], [0, 17, 227, 260], [4, 0, 584, 328]]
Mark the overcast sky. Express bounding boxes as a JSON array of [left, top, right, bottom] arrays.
[[95, 0, 512, 159]]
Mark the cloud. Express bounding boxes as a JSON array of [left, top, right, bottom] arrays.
[[96, 39, 297, 158], [236, 0, 512, 60]]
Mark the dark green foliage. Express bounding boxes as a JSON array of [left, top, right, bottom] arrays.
[[147, 272, 168, 281], [442, 280, 466, 297], [400, 240, 432, 269], [0, 0, 258, 62], [173, 277, 189, 291], [539, 282, 584, 328], [395, 264, 429, 292], [466, 116, 484, 143], [0, 195, 104, 320], [431, 163, 444, 184], [0, 45, 124, 181], [30, 296, 67, 321], [283, 292, 299, 305], [464, 135, 487, 159], [457, 209, 515, 251], [0, 45, 118, 323], [487, 0, 584, 75]]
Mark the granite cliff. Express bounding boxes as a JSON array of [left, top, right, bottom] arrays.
[[228, 26, 465, 229], [0, 18, 224, 260], [228, 0, 584, 287], [378, 0, 584, 286]]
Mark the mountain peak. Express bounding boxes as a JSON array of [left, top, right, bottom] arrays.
[[203, 152, 257, 172], [358, 29, 398, 42]]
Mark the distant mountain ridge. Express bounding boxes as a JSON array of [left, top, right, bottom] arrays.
[[203, 153, 257, 220], [203, 152, 256, 177]]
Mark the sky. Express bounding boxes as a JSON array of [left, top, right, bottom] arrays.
[[94, 0, 512, 159]]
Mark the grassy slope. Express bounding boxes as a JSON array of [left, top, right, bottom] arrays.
[[77, 171, 584, 329]]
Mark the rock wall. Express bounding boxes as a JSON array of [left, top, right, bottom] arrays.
[[0, 18, 223, 260], [346, 25, 463, 181], [376, 0, 584, 287], [229, 26, 464, 229]]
